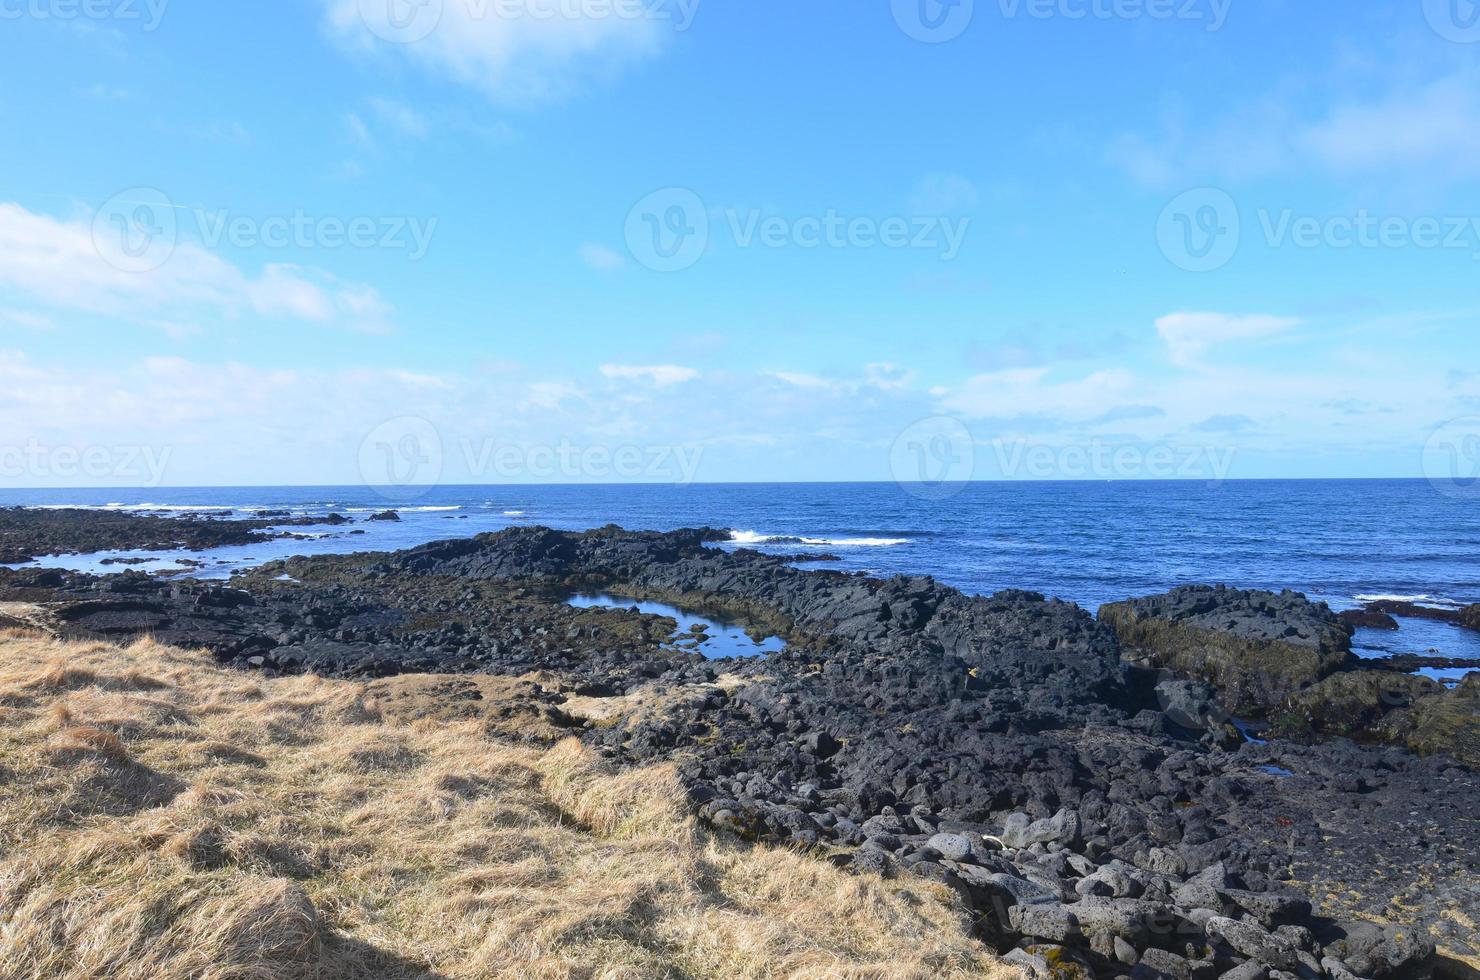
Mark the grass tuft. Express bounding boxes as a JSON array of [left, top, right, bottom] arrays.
[[0, 631, 1015, 979]]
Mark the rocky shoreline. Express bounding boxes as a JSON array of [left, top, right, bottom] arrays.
[[0, 506, 354, 565], [1, 515, 1476, 978]]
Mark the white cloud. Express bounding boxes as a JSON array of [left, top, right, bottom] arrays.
[[769, 364, 916, 394], [344, 112, 375, 151], [579, 242, 626, 271], [323, 0, 672, 104], [942, 367, 1137, 422], [1108, 67, 1480, 188], [368, 97, 430, 138], [0, 334, 1465, 486], [600, 364, 698, 386], [770, 371, 836, 391], [1154, 312, 1302, 368], [1299, 70, 1480, 180], [0, 201, 393, 334], [0, 309, 54, 330], [864, 362, 914, 390]]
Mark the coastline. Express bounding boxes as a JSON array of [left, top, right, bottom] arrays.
[[2, 508, 1477, 977]]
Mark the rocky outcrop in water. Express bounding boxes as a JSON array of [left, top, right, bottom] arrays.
[[0, 506, 350, 564], [1338, 608, 1399, 630], [1363, 598, 1480, 634]]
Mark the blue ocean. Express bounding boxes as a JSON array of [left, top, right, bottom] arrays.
[[4, 479, 1478, 678]]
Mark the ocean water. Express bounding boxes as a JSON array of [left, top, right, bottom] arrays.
[[4, 480, 1478, 675]]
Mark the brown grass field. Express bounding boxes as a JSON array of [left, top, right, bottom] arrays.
[[0, 631, 1015, 979]]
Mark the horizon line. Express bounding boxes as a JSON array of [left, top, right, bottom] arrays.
[[0, 475, 1448, 493]]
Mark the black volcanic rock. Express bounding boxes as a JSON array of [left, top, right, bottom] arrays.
[[1339, 608, 1400, 630], [0, 507, 358, 564], [1099, 585, 1354, 715], [1273, 670, 1480, 768], [1365, 598, 1480, 634], [2, 525, 1475, 972]]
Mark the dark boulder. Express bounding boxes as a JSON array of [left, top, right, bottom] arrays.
[[1273, 671, 1479, 769], [1339, 608, 1399, 630], [1100, 586, 1354, 716]]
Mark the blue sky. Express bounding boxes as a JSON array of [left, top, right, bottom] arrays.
[[1, 0, 1478, 487]]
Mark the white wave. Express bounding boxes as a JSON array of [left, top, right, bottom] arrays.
[[728, 530, 908, 548], [1353, 593, 1459, 609], [728, 530, 778, 545], [344, 505, 459, 513], [503, 510, 527, 516], [29, 503, 239, 512]]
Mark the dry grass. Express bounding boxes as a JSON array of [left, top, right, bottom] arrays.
[[0, 631, 1013, 980]]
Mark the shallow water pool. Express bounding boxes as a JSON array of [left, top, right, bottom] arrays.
[[566, 592, 785, 659]]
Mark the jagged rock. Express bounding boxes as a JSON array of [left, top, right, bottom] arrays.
[[1075, 864, 1143, 899], [1134, 947, 1199, 979], [1100, 585, 1354, 715], [1009, 903, 1081, 944], [1206, 917, 1299, 971], [1319, 920, 1436, 979], [925, 832, 975, 862], [1220, 888, 1311, 929], [1172, 862, 1234, 914], [1339, 609, 1399, 630], [987, 872, 1061, 907], [1274, 671, 1479, 769], [1002, 809, 1083, 850], [1004, 944, 1095, 980], [1072, 897, 1177, 951]]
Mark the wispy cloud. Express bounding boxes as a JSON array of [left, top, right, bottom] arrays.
[[0, 309, 55, 330], [942, 367, 1137, 422], [344, 112, 375, 151], [368, 97, 430, 138], [1191, 413, 1257, 433], [323, 0, 675, 104], [0, 202, 393, 334], [1108, 66, 1480, 189], [600, 364, 698, 386], [1299, 69, 1480, 181], [1154, 312, 1301, 368], [579, 243, 626, 271]]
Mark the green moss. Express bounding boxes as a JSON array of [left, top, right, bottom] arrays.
[[1100, 603, 1348, 717], [1276, 670, 1479, 769]]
